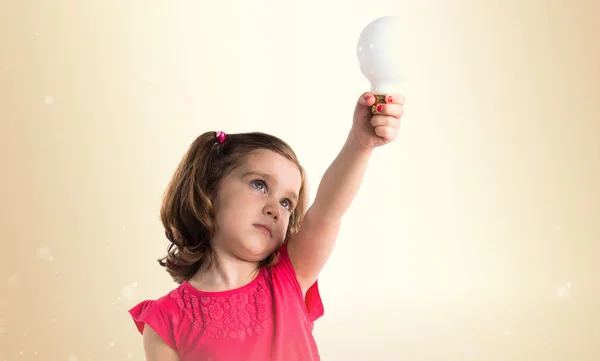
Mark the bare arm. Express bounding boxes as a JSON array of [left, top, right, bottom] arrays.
[[142, 324, 180, 361], [287, 92, 405, 294], [287, 133, 373, 293]]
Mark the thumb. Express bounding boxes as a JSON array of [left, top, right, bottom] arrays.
[[358, 92, 376, 107]]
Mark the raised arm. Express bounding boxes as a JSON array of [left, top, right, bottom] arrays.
[[287, 92, 406, 294]]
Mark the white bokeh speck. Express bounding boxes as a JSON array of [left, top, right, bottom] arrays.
[[7, 274, 18, 286], [556, 281, 572, 298], [121, 282, 138, 300], [122, 286, 134, 299], [68, 355, 77, 361], [37, 247, 54, 261], [45, 96, 54, 105]]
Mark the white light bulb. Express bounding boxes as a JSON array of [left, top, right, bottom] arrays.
[[357, 16, 403, 95]]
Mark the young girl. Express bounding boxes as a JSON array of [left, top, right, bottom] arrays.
[[129, 92, 405, 361]]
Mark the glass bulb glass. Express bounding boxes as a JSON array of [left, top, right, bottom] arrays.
[[356, 16, 403, 95]]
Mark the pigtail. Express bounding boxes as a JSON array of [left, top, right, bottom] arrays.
[[158, 131, 226, 283]]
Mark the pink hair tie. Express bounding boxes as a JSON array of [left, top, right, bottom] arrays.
[[215, 131, 226, 144]]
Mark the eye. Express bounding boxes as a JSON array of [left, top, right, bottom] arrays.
[[280, 199, 290, 210], [251, 179, 266, 192]]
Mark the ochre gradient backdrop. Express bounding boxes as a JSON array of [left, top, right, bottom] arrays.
[[1, 1, 599, 360]]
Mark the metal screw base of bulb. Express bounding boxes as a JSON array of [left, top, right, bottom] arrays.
[[373, 94, 386, 103], [371, 94, 387, 114]]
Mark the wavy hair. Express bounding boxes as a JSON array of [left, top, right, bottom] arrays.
[[157, 131, 309, 284]]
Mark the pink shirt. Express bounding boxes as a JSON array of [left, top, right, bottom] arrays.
[[129, 243, 324, 361]]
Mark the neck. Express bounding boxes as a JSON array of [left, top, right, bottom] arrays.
[[189, 251, 261, 292]]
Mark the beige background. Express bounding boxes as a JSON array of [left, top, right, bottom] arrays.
[[1, 0, 599, 360]]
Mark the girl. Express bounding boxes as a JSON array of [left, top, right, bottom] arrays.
[[129, 92, 406, 361]]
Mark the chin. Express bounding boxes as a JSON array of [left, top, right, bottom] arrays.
[[239, 239, 280, 262]]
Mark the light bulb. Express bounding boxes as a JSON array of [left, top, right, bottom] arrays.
[[357, 16, 403, 99]]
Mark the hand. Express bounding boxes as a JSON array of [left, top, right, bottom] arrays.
[[350, 92, 405, 149]]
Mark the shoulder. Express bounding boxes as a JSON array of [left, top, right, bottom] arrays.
[[266, 242, 325, 323], [128, 286, 183, 322], [128, 284, 190, 350]]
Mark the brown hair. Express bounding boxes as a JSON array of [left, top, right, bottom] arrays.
[[157, 131, 309, 284]]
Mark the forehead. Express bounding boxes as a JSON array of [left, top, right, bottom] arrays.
[[237, 149, 302, 190]]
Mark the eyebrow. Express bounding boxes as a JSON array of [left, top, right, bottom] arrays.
[[242, 171, 299, 202]]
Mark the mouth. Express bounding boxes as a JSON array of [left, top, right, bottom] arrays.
[[253, 224, 272, 238]]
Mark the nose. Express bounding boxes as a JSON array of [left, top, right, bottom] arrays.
[[263, 198, 281, 220]]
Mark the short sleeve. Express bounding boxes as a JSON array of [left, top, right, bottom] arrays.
[[128, 298, 177, 350], [277, 243, 325, 323]]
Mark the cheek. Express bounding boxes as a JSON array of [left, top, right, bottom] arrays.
[[214, 193, 255, 223], [278, 218, 291, 237], [214, 188, 244, 212], [212, 194, 239, 226]]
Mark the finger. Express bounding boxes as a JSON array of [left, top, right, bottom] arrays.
[[384, 93, 406, 105], [374, 125, 399, 141], [359, 92, 376, 106], [371, 103, 404, 118], [371, 115, 400, 129]]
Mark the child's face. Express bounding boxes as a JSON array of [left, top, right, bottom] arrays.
[[211, 149, 302, 263]]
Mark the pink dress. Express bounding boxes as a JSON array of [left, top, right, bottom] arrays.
[[128, 243, 324, 361]]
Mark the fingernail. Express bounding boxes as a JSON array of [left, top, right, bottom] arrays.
[[387, 96, 393, 103], [376, 104, 382, 113]]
